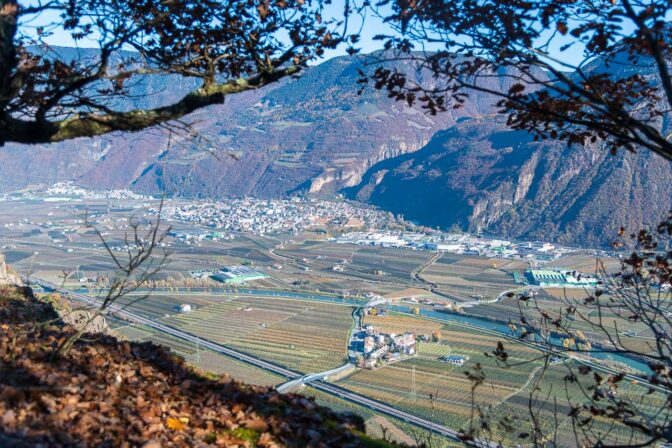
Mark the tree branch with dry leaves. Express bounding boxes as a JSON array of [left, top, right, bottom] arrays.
[[471, 215, 672, 447], [0, 0, 353, 144], [359, 0, 672, 161], [55, 199, 171, 357]]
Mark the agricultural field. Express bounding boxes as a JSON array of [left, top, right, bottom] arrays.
[[362, 312, 443, 335], [422, 254, 519, 301], [488, 361, 665, 447], [468, 288, 658, 348], [546, 253, 620, 274], [303, 388, 458, 448], [338, 313, 546, 431], [268, 268, 416, 298], [2, 198, 660, 447], [365, 416, 419, 447], [276, 241, 361, 266], [298, 275, 414, 297], [276, 241, 434, 285], [344, 311, 661, 445], [0, 199, 564, 306], [348, 246, 434, 284], [161, 296, 355, 373], [109, 293, 214, 320], [114, 323, 283, 386]]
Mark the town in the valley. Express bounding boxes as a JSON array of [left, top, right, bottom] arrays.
[[0, 182, 651, 447]]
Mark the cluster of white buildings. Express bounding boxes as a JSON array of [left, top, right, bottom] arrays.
[[168, 230, 234, 244], [157, 197, 389, 235], [334, 230, 572, 261], [355, 324, 417, 370], [336, 231, 427, 247], [44, 182, 152, 201]]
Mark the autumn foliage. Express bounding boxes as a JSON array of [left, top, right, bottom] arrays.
[[0, 288, 389, 447], [0, 0, 350, 144]]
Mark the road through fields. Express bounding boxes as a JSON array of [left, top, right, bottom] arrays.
[[27, 276, 496, 447]]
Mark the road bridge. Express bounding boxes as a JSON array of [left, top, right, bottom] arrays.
[[276, 363, 355, 393]]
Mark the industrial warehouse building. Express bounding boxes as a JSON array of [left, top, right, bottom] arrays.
[[211, 265, 267, 284], [526, 269, 598, 288]]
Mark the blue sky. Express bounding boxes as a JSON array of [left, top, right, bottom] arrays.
[[24, 0, 589, 67], [24, 1, 389, 57]]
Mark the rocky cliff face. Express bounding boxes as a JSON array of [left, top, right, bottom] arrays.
[[346, 118, 672, 247], [0, 253, 21, 286]]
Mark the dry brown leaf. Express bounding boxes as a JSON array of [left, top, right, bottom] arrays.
[[166, 416, 187, 431], [243, 417, 269, 433]]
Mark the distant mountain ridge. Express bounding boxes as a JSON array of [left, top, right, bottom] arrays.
[[1, 48, 670, 247], [0, 49, 528, 196]]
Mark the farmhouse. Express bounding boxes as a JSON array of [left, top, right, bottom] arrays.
[[356, 327, 417, 369], [177, 304, 192, 313], [425, 242, 463, 252], [392, 333, 416, 355], [370, 345, 390, 360]]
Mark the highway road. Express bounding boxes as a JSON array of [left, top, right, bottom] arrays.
[[26, 275, 496, 447], [276, 363, 355, 393]]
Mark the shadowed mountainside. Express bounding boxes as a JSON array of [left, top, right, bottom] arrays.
[[346, 118, 672, 247]]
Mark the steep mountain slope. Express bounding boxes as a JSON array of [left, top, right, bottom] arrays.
[[2, 48, 670, 246], [108, 54, 519, 198], [0, 52, 521, 198], [0, 54, 460, 197], [346, 118, 672, 247]]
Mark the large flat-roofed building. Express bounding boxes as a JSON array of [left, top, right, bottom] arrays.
[[425, 242, 463, 252], [526, 269, 598, 288], [211, 265, 267, 284], [527, 269, 565, 286]]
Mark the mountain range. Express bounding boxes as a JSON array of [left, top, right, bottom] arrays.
[[1, 47, 670, 247]]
